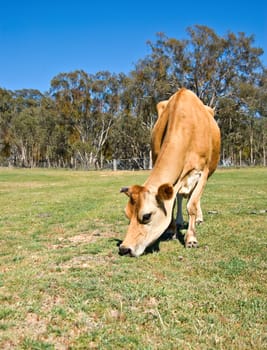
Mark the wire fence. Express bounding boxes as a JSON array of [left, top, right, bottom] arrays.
[[103, 158, 152, 171], [103, 157, 265, 171], [2, 155, 265, 170]]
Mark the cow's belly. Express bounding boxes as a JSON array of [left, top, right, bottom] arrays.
[[178, 170, 202, 197]]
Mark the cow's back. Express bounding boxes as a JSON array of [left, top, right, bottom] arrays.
[[147, 88, 220, 187], [167, 88, 220, 175]]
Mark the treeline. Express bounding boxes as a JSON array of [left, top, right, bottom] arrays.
[[0, 25, 266, 169]]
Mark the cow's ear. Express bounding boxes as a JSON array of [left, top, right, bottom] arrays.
[[120, 187, 130, 197], [157, 183, 174, 200]]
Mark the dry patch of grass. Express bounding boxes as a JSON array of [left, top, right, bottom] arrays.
[[48, 230, 116, 249]]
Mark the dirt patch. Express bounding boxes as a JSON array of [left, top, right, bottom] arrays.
[[2, 294, 101, 350], [68, 231, 104, 244], [60, 254, 113, 269], [47, 230, 119, 270], [68, 230, 117, 244], [49, 230, 117, 250]]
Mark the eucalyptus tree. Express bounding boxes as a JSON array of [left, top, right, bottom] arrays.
[[142, 25, 265, 165], [146, 26, 264, 104], [258, 69, 267, 165], [109, 64, 158, 165], [89, 71, 123, 168], [0, 89, 48, 167], [111, 44, 175, 165], [0, 88, 13, 163], [50, 70, 93, 167], [50, 70, 124, 168], [107, 73, 150, 166]]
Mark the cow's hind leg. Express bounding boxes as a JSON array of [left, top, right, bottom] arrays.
[[185, 169, 208, 248], [177, 194, 203, 228]]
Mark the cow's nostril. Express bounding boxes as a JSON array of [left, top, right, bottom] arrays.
[[119, 245, 132, 256]]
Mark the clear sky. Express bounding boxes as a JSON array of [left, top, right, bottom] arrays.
[[1, 0, 266, 92]]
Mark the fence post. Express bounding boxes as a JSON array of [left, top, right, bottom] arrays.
[[149, 150, 153, 169], [113, 159, 117, 171], [143, 158, 146, 170]]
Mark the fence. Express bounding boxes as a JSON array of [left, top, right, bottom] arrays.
[[103, 158, 152, 171], [2, 155, 265, 170]]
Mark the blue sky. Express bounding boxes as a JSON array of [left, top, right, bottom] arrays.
[[1, 0, 266, 92]]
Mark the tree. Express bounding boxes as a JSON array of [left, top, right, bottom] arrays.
[[50, 70, 93, 167], [0, 88, 14, 164], [144, 26, 265, 164], [89, 71, 122, 168]]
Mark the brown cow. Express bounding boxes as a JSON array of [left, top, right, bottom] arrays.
[[120, 88, 221, 257], [151, 94, 216, 229]]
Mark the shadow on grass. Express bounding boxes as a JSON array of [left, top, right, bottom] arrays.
[[145, 228, 186, 254]]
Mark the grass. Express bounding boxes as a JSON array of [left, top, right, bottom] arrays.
[[0, 167, 266, 349]]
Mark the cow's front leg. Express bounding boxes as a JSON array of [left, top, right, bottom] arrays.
[[185, 213, 198, 248], [185, 169, 208, 248], [196, 199, 203, 224]]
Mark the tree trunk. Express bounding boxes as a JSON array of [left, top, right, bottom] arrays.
[[263, 131, 266, 167], [250, 132, 254, 165]]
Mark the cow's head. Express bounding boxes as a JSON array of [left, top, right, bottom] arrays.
[[119, 183, 176, 257]]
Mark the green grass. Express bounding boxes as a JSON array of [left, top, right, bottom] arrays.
[[0, 167, 266, 349]]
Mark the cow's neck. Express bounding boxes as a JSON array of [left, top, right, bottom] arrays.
[[145, 167, 180, 191], [144, 150, 186, 191]]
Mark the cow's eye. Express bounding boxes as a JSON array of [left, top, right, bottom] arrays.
[[142, 213, 152, 224]]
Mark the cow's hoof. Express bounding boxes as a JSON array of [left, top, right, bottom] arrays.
[[185, 240, 198, 248]]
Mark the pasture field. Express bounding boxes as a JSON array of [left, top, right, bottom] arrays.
[[0, 167, 266, 349]]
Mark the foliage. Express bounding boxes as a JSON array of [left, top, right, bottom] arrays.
[[0, 167, 266, 349], [0, 25, 266, 168]]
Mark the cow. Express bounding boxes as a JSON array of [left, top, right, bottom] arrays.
[[119, 88, 221, 257], [152, 94, 216, 229]]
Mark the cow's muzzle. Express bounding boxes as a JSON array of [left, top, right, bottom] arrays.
[[119, 245, 134, 257]]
